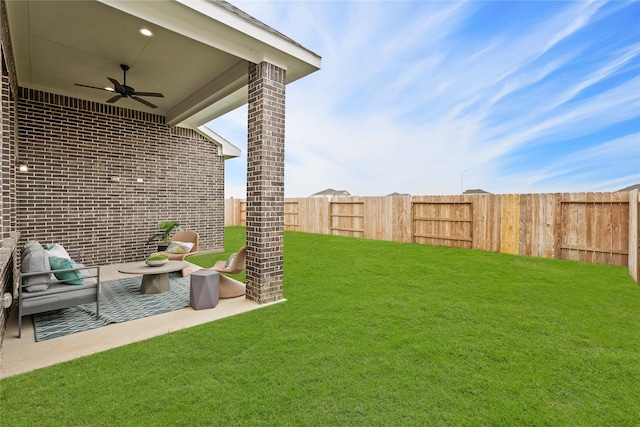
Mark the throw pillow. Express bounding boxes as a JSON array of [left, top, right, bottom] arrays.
[[49, 256, 84, 285], [224, 253, 236, 270], [77, 264, 98, 286], [45, 243, 71, 259], [166, 241, 194, 254], [21, 240, 43, 259], [21, 248, 51, 292]]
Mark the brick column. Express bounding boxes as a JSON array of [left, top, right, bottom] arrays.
[[246, 62, 286, 303]]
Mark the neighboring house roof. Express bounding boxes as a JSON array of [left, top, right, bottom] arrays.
[[463, 189, 492, 194], [4, 0, 321, 158], [385, 192, 411, 197], [618, 183, 640, 192], [310, 189, 351, 197]]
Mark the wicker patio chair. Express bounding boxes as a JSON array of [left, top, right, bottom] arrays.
[[213, 245, 246, 274]]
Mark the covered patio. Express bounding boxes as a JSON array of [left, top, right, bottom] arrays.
[[1, 260, 286, 378], [0, 0, 320, 349]]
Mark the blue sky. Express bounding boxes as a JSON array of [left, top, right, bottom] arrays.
[[209, 0, 640, 198]]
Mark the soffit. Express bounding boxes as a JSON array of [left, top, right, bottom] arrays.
[[5, 0, 320, 128]]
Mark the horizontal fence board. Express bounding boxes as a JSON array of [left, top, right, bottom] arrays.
[[225, 191, 639, 282], [331, 227, 364, 232], [416, 217, 473, 222], [560, 245, 628, 255], [414, 234, 473, 242]]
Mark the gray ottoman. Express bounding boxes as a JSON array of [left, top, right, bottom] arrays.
[[190, 270, 219, 310]]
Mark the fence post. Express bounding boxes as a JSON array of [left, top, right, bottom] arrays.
[[629, 189, 639, 283], [553, 193, 562, 260]]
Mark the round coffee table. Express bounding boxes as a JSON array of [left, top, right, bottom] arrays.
[[118, 261, 189, 294]]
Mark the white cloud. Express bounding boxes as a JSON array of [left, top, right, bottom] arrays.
[[217, 0, 640, 198]]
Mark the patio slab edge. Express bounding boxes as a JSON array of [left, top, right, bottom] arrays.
[[1, 296, 286, 379]]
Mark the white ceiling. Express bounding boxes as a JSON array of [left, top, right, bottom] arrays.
[[4, 0, 320, 128]]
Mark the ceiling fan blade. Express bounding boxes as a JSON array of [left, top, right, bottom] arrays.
[[131, 96, 158, 109], [106, 95, 122, 103], [107, 77, 125, 94], [132, 91, 164, 98], [75, 83, 111, 91]]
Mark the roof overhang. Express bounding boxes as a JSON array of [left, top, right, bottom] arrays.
[[192, 125, 241, 159], [4, 0, 321, 138]]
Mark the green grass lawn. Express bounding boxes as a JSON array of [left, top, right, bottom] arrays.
[[1, 226, 638, 426]]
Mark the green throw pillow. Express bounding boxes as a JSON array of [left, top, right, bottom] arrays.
[[49, 256, 83, 285]]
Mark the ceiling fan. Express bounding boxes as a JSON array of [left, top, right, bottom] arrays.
[[75, 64, 164, 109]]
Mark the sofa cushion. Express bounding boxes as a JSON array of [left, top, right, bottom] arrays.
[[166, 241, 194, 254], [20, 282, 98, 307], [49, 256, 84, 285], [21, 247, 52, 292]]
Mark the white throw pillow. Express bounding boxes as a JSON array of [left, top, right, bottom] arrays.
[[166, 241, 194, 254], [77, 264, 98, 286], [45, 243, 72, 259]]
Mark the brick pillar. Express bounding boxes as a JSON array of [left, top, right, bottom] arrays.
[[245, 62, 286, 303]]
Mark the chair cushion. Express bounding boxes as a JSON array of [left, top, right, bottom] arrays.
[[224, 253, 237, 270], [166, 241, 194, 254], [49, 256, 84, 285]]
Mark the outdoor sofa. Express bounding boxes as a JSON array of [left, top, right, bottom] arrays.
[[18, 241, 100, 338]]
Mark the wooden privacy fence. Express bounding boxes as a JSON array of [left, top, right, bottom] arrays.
[[225, 190, 640, 282]]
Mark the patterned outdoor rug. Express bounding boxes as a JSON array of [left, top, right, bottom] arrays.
[[33, 274, 191, 342]]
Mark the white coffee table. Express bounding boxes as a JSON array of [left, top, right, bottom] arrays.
[[118, 261, 189, 294]]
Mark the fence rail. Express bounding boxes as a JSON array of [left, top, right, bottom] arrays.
[[226, 190, 640, 282]]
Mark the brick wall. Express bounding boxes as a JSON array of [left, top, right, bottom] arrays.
[[245, 61, 285, 303], [15, 88, 225, 265], [0, 62, 19, 344], [1, 73, 17, 239], [0, 234, 18, 348]]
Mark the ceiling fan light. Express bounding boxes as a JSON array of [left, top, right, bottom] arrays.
[[139, 28, 154, 37], [105, 87, 115, 92]]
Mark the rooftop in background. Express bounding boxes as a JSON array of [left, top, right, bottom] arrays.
[[618, 183, 640, 192], [310, 188, 352, 198], [463, 189, 492, 195]]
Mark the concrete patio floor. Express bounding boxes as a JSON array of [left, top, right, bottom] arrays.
[[0, 262, 281, 378]]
